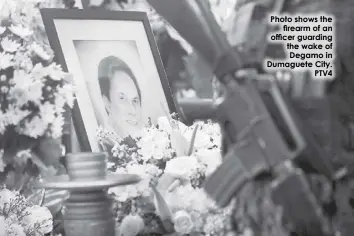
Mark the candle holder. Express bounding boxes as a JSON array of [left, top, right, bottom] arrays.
[[38, 152, 141, 236]]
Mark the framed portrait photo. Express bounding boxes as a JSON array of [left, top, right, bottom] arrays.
[[41, 9, 176, 152]]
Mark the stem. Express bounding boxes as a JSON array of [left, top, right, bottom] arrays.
[[168, 179, 181, 192], [151, 184, 174, 233], [187, 125, 199, 156]]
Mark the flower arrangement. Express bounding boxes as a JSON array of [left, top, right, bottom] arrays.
[[0, 2, 75, 234], [98, 116, 236, 235], [0, 0, 75, 170], [0, 186, 53, 236]]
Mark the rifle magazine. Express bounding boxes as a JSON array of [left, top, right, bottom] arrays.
[[204, 154, 250, 207]]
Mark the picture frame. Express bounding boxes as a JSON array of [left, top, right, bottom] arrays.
[[41, 8, 177, 152]]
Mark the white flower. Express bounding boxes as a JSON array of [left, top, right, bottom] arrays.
[[9, 80, 29, 106], [30, 63, 48, 79], [27, 81, 43, 103], [0, 0, 74, 141], [113, 167, 126, 174], [0, 52, 14, 69], [0, 188, 17, 208], [50, 115, 64, 139], [31, 63, 66, 81], [182, 126, 214, 150], [156, 117, 190, 156], [0, 1, 13, 19], [1, 105, 30, 128], [40, 102, 56, 123], [126, 163, 161, 178], [109, 164, 160, 201], [31, 42, 51, 61], [53, 95, 66, 114], [9, 70, 43, 105], [1, 37, 20, 53], [110, 184, 139, 202], [203, 214, 226, 235], [164, 185, 215, 214], [157, 116, 186, 134], [109, 170, 137, 201], [46, 63, 66, 81], [173, 210, 194, 234], [5, 222, 26, 236], [194, 149, 222, 176], [14, 52, 33, 72], [118, 215, 144, 236], [9, 25, 33, 38], [157, 116, 173, 133], [57, 83, 76, 108], [21, 205, 53, 234], [137, 127, 173, 160], [130, 165, 159, 193], [1, 86, 8, 94], [0, 74, 6, 82], [198, 121, 221, 136], [192, 121, 221, 149], [164, 156, 201, 179], [19, 115, 48, 138]]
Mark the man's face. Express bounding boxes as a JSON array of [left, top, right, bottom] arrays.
[[106, 70, 143, 137]]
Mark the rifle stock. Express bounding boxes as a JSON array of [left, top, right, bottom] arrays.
[[147, 0, 243, 73], [177, 98, 219, 126]]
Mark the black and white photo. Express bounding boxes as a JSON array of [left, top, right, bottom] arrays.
[[41, 9, 176, 151]]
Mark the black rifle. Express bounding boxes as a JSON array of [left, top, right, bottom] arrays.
[[147, 0, 336, 234]]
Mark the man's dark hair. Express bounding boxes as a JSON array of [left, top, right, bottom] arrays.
[[98, 56, 141, 102]]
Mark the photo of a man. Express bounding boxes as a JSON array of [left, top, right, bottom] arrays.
[[72, 39, 171, 144], [98, 56, 143, 138], [47, 14, 175, 152]]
